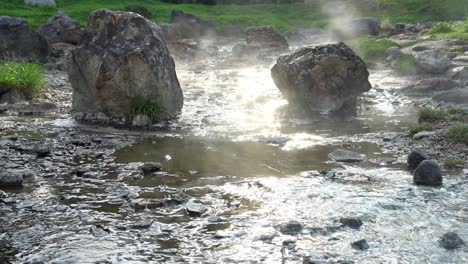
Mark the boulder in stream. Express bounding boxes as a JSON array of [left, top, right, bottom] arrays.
[[329, 149, 366, 162], [407, 149, 429, 170], [413, 160, 442, 186], [0, 171, 23, 188], [271, 42, 371, 114], [439, 232, 465, 250], [68, 10, 183, 125]]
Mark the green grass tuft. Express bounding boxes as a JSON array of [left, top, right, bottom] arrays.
[[444, 157, 465, 169], [409, 123, 433, 136], [428, 22, 454, 34], [418, 107, 447, 123], [346, 38, 399, 67], [448, 125, 468, 145], [0, 62, 45, 99], [128, 96, 164, 123]]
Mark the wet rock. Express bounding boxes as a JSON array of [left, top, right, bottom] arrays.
[[160, 10, 215, 41], [140, 162, 162, 174], [68, 10, 183, 125], [169, 192, 192, 204], [439, 232, 465, 249], [131, 114, 151, 127], [245, 26, 289, 51], [351, 239, 369, 250], [0, 171, 23, 188], [130, 198, 165, 209], [333, 17, 380, 40], [448, 66, 468, 82], [401, 78, 459, 97], [412, 131, 436, 140], [24, 0, 56, 7], [271, 43, 371, 114], [340, 217, 363, 229], [16, 99, 58, 115], [407, 149, 429, 170], [185, 200, 208, 216], [278, 221, 304, 235], [0, 16, 51, 61], [38, 11, 83, 45], [329, 149, 366, 162], [413, 160, 443, 186], [431, 88, 468, 109], [33, 145, 51, 158], [129, 220, 153, 229], [413, 49, 453, 74]]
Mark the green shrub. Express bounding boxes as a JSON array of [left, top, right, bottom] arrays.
[[128, 96, 163, 122], [444, 157, 465, 169], [428, 23, 454, 34], [449, 125, 468, 145], [394, 54, 419, 74], [409, 123, 433, 136], [418, 107, 447, 123], [346, 38, 399, 67], [0, 62, 45, 99]]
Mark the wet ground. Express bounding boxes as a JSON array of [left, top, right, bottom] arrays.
[[1, 44, 467, 263]]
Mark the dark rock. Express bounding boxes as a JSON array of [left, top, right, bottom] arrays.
[[278, 221, 304, 235], [140, 162, 162, 174], [413, 160, 443, 186], [160, 10, 215, 41], [245, 26, 288, 51], [130, 198, 165, 210], [0, 16, 51, 61], [407, 149, 429, 170], [329, 149, 366, 162], [185, 200, 208, 216], [68, 10, 183, 125], [351, 239, 369, 250], [333, 17, 380, 40], [129, 220, 153, 229], [38, 11, 84, 45], [340, 217, 363, 229], [439, 232, 465, 249], [33, 145, 51, 158], [0, 171, 23, 188], [271, 43, 371, 114]]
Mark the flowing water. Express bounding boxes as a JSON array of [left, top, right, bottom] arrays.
[[3, 49, 468, 263]]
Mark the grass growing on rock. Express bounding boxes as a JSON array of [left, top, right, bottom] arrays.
[[418, 107, 448, 123], [444, 157, 465, 169], [128, 96, 163, 122], [346, 38, 398, 67], [427, 20, 468, 41], [0, 62, 45, 99], [409, 123, 433, 136], [448, 125, 468, 145]]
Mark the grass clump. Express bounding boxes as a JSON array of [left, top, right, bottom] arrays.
[[448, 125, 468, 145], [393, 54, 419, 75], [418, 107, 447, 123], [0, 62, 45, 99], [427, 20, 468, 41], [444, 157, 465, 169], [428, 22, 454, 34], [346, 38, 399, 67], [128, 96, 164, 122], [409, 123, 433, 136]]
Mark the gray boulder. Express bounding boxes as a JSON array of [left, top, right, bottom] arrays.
[[413, 49, 453, 74], [407, 149, 429, 170], [68, 10, 183, 125], [24, 0, 56, 7], [271, 42, 371, 113], [413, 160, 442, 186], [432, 88, 468, 109], [246, 26, 289, 51], [0, 16, 51, 61], [401, 78, 460, 97], [38, 11, 84, 45], [0, 171, 23, 188], [439, 232, 465, 250]]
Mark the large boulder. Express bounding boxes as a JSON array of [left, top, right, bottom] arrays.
[[333, 18, 380, 40], [271, 42, 371, 113], [160, 10, 215, 41], [38, 11, 84, 45], [413, 49, 453, 74], [431, 88, 468, 109], [68, 10, 183, 125], [246, 26, 289, 51], [0, 16, 51, 61], [413, 160, 443, 186], [24, 0, 56, 7]]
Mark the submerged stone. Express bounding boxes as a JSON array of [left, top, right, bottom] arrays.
[[439, 232, 465, 249], [340, 217, 363, 229], [351, 239, 369, 250], [329, 149, 366, 162]]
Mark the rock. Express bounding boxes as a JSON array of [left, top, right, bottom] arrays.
[[129, 220, 153, 229], [166, 39, 200, 60], [407, 149, 429, 170], [329, 149, 366, 162], [412, 131, 436, 140], [132, 114, 151, 127], [231, 43, 259, 59], [24, 0, 56, 7], [432, 88, 468, 109], [38, 11, 84, 45], [245, 26, 289, 51], [0, 16, 51, 61], [448, 66, 468, 82], [333, 18, 380, 40], [130, 198, 165, 209], [413, 49, 453, 74], [413, 160, 442, 186], [439, 232, 465, 249], [140, 162, 162, 174], [340, 217, 363, 229], [33, 145, 51, 158], [0, 171, 23, 188], [278, 221, 304, 235], [185, 200, 208, 216], [160, 10, 215, 41], [271, 43, 371, 114], [16, 99, 58, 115], [401, 78, 459, 97], [68, 10, 183, 125], [351, 239, 369, 250]]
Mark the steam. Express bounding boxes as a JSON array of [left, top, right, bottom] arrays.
[[320, 0, 362, 41]]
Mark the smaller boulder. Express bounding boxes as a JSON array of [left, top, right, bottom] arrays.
[[413, 160, 442, 186], [185, 200, 208, 217], [432, 88, 468, 109], [38, 12, 83, 45], [439, 232, 465, 250], [412, 131, 435, 140], [413, 49, 453, 74], [329, 149, 366, 162], [351, 239, 369, 250], [0, 171, 23, 188], [333, 18, 380, 40], [245, 26, 289, 51], [401, 78, 459, 97], [24, 0, 56, 7], [407, 149, 429, 170], [140, 162, 162, 174], [278, 221, 304, 235], [340, 217, 363, 229]]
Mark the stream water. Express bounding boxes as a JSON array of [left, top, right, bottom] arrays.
[[2, 48, 468, 263]]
